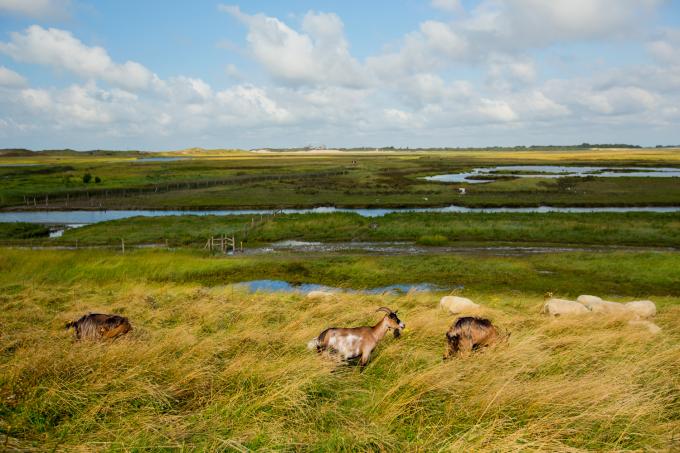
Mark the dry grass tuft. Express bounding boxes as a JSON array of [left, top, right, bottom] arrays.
[[1, 282, 679, 450]]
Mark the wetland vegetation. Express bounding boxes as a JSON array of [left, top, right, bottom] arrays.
[[1, 248, 679, 450], [2, 148, 680, 210], [2, 147, 679, 450]]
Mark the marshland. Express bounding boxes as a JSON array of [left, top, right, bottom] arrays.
[[4, 0, 680, 449], [1, 148, 679, 450]]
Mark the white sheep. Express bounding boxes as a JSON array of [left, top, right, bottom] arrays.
[[543, 298, 589, 316], [306, 291, 335, 300], [440, 296, 480, 314], [577, 295, 628, 314], [577, 295, 656, 318], [576, 295, 603, 306], [624, 300, 656, 318]]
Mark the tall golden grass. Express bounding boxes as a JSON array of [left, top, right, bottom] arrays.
[[2, 280, 679, 451]]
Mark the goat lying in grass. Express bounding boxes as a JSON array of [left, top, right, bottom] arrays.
[[65, 313, 132, 341], [444, 316, 501, 359], [308, 307, 405, 366]]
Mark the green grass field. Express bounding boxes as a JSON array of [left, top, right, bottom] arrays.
[[1, 249, 679, 450], [28, 211, 678, 249], [2, 148, 680, 450], [2, 148, 680, 209]]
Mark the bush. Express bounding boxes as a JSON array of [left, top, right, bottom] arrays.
[[82, 173, 92, 184], [416, 234, 448, 246], [0, 222, 50, 239], [94, 176, 101, 183]]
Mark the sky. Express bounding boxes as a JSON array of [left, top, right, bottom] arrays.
[[0, 0, 679, 150]]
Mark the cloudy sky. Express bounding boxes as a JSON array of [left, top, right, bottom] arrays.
[[0, 0, 679, 150]]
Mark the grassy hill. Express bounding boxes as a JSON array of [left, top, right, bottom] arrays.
[[1, 248, 678, 450]]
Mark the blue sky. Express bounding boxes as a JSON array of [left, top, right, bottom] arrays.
[[0, 0, 679, 150]]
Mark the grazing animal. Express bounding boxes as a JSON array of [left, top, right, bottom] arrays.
[[543, 297, 589, 316], [624, 300, 656, 318], [307, 307, 405, 366], [306, 291, 335, 300], [439, 296, 480, 314], [65, 313, 132, 340], [444, 317, 500, 359], [577, 295, 657, 318], [577, 295, 603, 306]]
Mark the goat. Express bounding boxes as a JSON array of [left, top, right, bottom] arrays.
[[307, 307, 405, 366], [65, 313, 132, 341], [444, 316, 501, 359]]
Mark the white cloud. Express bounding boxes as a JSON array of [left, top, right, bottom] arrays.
[[647, 29, 680, 65], [0, 66, 27, 87], [216, 84, 291, 123], [431, 0, 463, 13], [0, 0, 70, 19], [20, 88, 51, 110], [369, 0, 663, 79], [488, 57, 536, 85], [468, 0, 663, 48], [367, 20, 468, 78], [1, 3, 678, 148], [0, 26, 156, 91], [477, 98, 518, 122], [220, 5, 366, 88]]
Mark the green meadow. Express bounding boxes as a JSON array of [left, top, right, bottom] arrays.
[[1, 249, 679, 450], [2, 148, 680, 450], [2, 148, 680, 209], [35, 211, 679, 249]]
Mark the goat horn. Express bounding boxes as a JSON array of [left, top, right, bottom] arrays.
[[376, 307, 393, 314]]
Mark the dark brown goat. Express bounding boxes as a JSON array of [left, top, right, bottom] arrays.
[[444, 317, 501, 359], [65, 313, 132, 340]]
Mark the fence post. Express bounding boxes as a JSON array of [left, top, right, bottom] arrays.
[[121, 238, 125, 253]]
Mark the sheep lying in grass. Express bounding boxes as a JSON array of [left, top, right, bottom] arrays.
[[306, 291, 335, 300], [577, 295, 628, 314], [444, 317, 501, 359], [542, 297, 589, 316], [65, 313, 132, 341], [440, 296, 480, 314], [577, 295, 657, 318], [307, 307, 405, 367], [624, 300, 656, 318]]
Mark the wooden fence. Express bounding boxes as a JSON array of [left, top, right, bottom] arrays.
[[16, 168, 350, 208], [204, 235, 239, 254], [0, 210, 285, 253], [203, 209, 283, 254]]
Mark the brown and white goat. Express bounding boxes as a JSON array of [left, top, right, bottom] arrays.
[[65, 313, 132, 341], [443, 316, 501, 359], [307, 307, 405, 366]]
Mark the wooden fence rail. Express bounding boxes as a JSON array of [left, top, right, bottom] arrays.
[[204, 235, 237, 254], [203, 209, 283, 254], [17, 168, 350, 208]]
